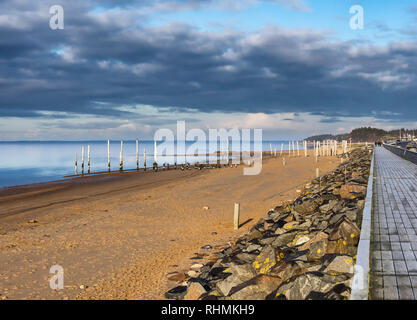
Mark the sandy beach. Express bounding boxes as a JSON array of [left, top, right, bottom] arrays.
[[0, 151, 340, 300]]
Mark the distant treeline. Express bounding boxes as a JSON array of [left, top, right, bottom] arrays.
[[305, 127, 417, 142]]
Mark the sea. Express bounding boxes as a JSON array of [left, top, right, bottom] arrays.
[[0, 140, 303, 188]]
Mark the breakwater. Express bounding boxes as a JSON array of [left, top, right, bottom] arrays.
[[165, 147, 372, 300]]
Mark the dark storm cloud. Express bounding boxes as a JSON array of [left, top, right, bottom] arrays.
[[0, 0, 416, 122]]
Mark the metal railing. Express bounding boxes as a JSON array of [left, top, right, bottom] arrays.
[[383, 143, 417, 165]]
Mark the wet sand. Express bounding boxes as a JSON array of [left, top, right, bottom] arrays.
[[0, 151, 340, 299]]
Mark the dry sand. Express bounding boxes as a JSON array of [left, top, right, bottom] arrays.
[[0, 151, 340, 300]]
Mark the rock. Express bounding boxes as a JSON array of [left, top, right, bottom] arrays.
[[329, 217, 360, 245], [229, 274, 283, 300], [215, 263, 256, 296], [327, 239, 349, 255], [187, 270, 198, 277], [283, 221, 299, 230], [269, 261, 303, 280], [329, 213, 345, 225], [273, 272, 335, 300], [294, 199, 320, 215], [299, 232, 328, 251], [318, 220, 328, 230], [319, 200, 338, 213], [259, 235, 278, 246], [252, 246, 277, 274], [79, 284, 87, 290], [271, 231, 296, 248], [296, 220, 312, 231], [345, 210, 358, 222], [165, 286, 188, 300], [305, 283, 350, 300], [203, 206, 209, 210], [324, 255, 354, 275], [246, 244, 262, 252], [307, 239, 328, 261], [294, 235, 310, 246], [339, 184, 366, 199], [201, 245, 213, 250], [274, 228, 286, 235], [246, 229, 263, 242], [191, 263, 203, 270], [166, 272, 187, 282], [184, 282, 207, 300]]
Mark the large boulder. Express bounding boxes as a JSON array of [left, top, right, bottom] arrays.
[[215, 263, 256, 296], [229, 274, 283, 300], [184, 282, 207, 300], [329, 217, 360, 246], [272, 272, 336, 300], [339, 184, 366, 199], [252, 246, 277, 274], [294, 199, 320, 215], [324, 255, 354, 275], [271, 231, 297, 248]]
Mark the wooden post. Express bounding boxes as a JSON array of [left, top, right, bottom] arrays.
[[282, 158, 286, 166], [144, 148, 147, 171], [270, 143, 273, 157], [227, 137, 230, 165], [288, 141, 291, 157], [75, 152, 78, 175], [280, 144, 283, 156], [304, 141, 307, 157], [136, 139, 139, 170], [120, 139, 123, 171], [296, 141, 299, 157], [316, 167, 319, 178], [234, 203, 240, 230], [153, 140, 158, 171], [87, 145, 91, 174], [81, 146, 85, 175], [107, 140, 111, 172]]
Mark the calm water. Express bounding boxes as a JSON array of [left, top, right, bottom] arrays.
[[0, 140, 302, 188]]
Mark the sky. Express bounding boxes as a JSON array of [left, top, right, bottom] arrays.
[[1, 0, 417, 140]]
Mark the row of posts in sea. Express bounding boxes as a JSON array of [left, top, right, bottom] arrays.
[[74, 138, 352, 175], [74, 138, 236, 175], [268, 139, 351, 160]]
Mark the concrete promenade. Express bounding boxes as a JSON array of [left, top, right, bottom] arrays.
[[370, 146, 417, 299]]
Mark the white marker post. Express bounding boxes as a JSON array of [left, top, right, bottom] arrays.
[[234, 203, 240, 230], [154, 140, 158, 171], [296, 141, 299, 157]]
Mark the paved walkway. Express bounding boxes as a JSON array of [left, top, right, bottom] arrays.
[[370, 146, 417, 299]]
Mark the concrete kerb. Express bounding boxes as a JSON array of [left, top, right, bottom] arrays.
[[350, 148, 375, 300]]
